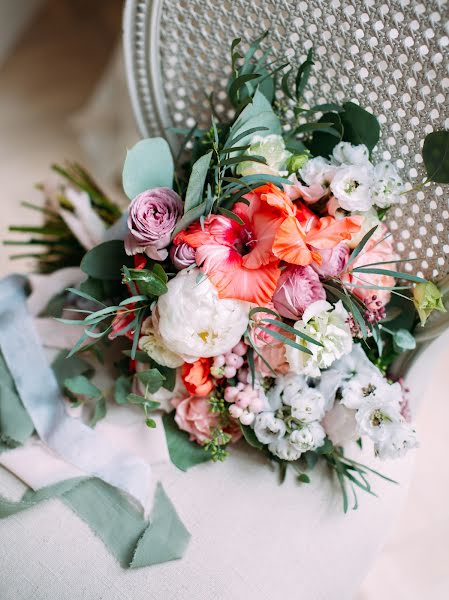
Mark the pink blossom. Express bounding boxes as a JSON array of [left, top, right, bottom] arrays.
[[272, 265, 326, 320], [312, 242, 349, 278], [170, 242, 196, 270], [249, 305, 289, 377], [125, 187, 183, 261]]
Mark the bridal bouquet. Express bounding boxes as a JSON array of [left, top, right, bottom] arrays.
[[9, 33, 448, 511]]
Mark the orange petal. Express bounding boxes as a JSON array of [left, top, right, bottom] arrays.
[[306, 215, 362, 249], [272, 216, 313, 266]]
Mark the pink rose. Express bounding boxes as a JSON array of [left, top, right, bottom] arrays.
[[341, 224, 397, 307], [312, 242, 349, 278], [172, 395, 242, 445], [272, 265, 326, 320], [170, 242, 196, 270], [125, 187, 183, 261]]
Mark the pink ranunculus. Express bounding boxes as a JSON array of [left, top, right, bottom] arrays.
[[172, 394, 241, 445], [170, 242, 196, 270], [312, 242, 349, 278], [272, 265, 326, 320], [125, 187, 183, 261], [341, 224, 397, 307]]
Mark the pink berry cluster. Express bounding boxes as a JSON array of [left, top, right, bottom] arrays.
[[210, 340, 247, 379], [224, 369, 267, 426]]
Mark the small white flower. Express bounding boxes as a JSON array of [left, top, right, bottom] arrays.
[[237, 134, 291, 176], [268, 437, 302, 461], [375, 422, 418, 460], [253, 412, 286, 445], [138, 317, 184, 368], [355, 386, 403, 444], [289, 421, 326, 452], [156, 269, 249, 361], [299, 156, 337, 187], [332, 142, 370, 166], [268, 373, 326, 422], [370, 161, 404, 208], [286, 300, 353, 377], [330, 164, 374, 212]]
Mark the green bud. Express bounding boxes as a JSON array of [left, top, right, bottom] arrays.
[[413, 281, 446, 326], [287, 151, 310, 173]]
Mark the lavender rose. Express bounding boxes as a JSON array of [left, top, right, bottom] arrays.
[[311, 242, 349, 278], [125, 187, 183, 260], [272, 265, 326, 320], [170, 242, 196, 270]]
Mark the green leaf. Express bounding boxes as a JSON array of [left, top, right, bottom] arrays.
[[297, 473, 311, 483], [90, 396, 106, 427], [63, 375, 101, 399], [392, 328, 416, 351], [345, 225, 379, 269], [260, 318, 323, 347], [340, 102, 380, 152], [145, 418, 157, 428], [136, 368, 165, 393], [293, 122, 340, 137], [229, 73, 262, 104], [240, 424, 264, 449], [127, 394, 160, 410], [308, 112, 343, 158], [315, 438, 334, 455], [351, 267, 427, 284], [224, 126, 269, 149], [124, 268, 168, 297], [184, 151, 213, 213], [122, 137, 174, 199], [172, 200, 207, 236], [255, 325, 313, 355], [52, 351, 93, 388], [80, 240, 132, 280], [422, 130, 449, 183], [295, 49, 314, 100], [162, 413, 212, 471], [114, 375, 131, 405], [217, 208, 245, 225]]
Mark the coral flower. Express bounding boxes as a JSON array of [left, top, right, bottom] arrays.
[[174, 194, 282, 305], [182, 357, 215, 396], [245, 184, 362, 267]]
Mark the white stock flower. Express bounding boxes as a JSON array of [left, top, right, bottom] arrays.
[[332, 142, 370, 166], [236, 134, 291, 177], [286, 300, 353, 377], [299, 156, 337, 187], [254, 412, 286, 444], [375, 422, 418, 460], [156, 269, 249, 361], [138, 317, 184, 368], [268, 437, 302, 461], [370, 161, 404, 208], [330, 164, 374, 212], [289, 421, 326, 452]]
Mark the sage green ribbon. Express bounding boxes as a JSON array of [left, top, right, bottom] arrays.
[[0, 476, 190, 568]]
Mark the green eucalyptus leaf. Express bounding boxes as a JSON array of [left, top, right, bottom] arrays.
[[393, 329, 417, 352], [90, 396, 107, 428], [422, 130, 449, 184], [240, 424, 264, 449], [136, 368, 165, 393], [63, 375, 101, 399], [172, 200, 207, 236], [122, 137, 174, 199], [184, 151, 213, 213], [162, 413, 212, 471], [114, 375, 132, 405], [80, 241, 132, 280]]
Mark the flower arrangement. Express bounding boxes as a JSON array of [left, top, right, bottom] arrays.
[[8, 33, 448, 511]]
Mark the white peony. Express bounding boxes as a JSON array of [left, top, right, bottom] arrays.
[[332, 142, 370, 166], [370, 161, 404, 208], [236, 134, 291, 177], [289, 421, 326, 452], [156, 269, 249, 361], [330, 164, 374, 212], [138, 317, 184, 368], [286, 300, 353, 377], [299, 156, 337, 187], [268, 437, 302, 461], [253, 412, 286, 445]]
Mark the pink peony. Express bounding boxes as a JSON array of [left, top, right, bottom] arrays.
[[312, 242, 349, 278], [172, 394, 241, 445], [170, 242, 196, 270], [341, 224, 397, 307], [125, 187, 183, 261], [272, 265, 326, 320]]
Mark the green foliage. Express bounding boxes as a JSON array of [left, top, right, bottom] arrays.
[[308, 112, 344, 158], [90, 397, 107, 427], [162, 413, 213, 471], [391, 328, 416, 352], [114, 375, 132, 405], [240, 424, 264, 449], [136, 368, 165, 394], [63, 375, 102, 399], [122, 137, 174, 199], [122, 266, 168, 297], [422, 130, 449, 184], [339, 102, 380, 152], [183, 151, 213, 213], [80, 240, 133, 280]]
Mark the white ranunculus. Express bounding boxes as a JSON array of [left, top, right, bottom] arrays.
[[237, 134, 291, 177], [346, 207, 381, 249], [332, 142, 370, 166], [253, 412, 286, 445], [268, 437, 302, 461], [156, 269, 249, 361], [355, 385, 403, 444], [286, 300, 353, 377], [370, 161, 404, 208], [138, 317, 184, 368], [289, 421, 326, 452], [330, 164, 374, 212], [375, 422, 418, 460], [299, 156, 337, 187], [322, 403, 359, 447]]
